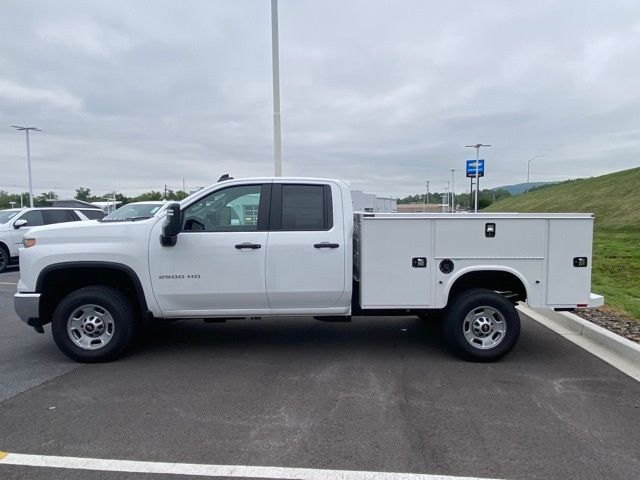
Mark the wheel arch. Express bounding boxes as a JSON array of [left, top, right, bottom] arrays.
[[444, 266, 530, 307], [36, 261, 149, 324]]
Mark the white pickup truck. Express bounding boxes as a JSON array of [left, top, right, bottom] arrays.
[[14, 177, 603, 363]]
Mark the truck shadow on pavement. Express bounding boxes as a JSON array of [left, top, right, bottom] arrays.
[[134, 316, 452, 360]]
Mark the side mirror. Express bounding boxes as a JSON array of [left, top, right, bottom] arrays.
[[14, 219, 28, 229], [161, 203, 181, 247]]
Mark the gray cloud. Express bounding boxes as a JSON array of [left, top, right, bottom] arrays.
[[1, 0, 639, 199]]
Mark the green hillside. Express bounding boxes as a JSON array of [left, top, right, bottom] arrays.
[[485, 167, 640, 229], [486, 167, 640, 320]]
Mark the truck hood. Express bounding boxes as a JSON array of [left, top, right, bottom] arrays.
[[26, 218, 161, 243]]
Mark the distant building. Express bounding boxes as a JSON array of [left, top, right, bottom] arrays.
[[351, 190, 397, 213]]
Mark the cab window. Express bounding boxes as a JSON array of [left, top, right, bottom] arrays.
[[182, 185, 263, 232], [18, 210, 44, 227], [43, 210, 76, 225]]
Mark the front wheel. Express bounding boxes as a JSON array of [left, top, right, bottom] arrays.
[[0, 245, 9, 273], [443, 288, 520, 362], [51, 286, 137, 363]]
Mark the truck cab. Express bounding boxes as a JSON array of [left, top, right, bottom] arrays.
[[147, 178, 352, 317]]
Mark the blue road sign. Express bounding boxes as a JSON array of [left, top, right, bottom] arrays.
[[466, 159, 485, 177]]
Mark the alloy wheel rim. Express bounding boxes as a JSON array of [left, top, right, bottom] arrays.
[[463, 306, 507, 350], [67, 304, 115, 350]]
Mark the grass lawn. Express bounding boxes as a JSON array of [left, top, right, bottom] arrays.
[[485, 168, 640, 321], [592, 228, 640, 321]]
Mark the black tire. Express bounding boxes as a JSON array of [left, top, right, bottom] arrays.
[[51, 286, 137, 363], [0, 244, 9, 273], [416, 311, 444, 322], [443, 288, 520, 362]]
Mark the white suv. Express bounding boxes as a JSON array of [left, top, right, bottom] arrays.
[[0, 207, 105, 272]]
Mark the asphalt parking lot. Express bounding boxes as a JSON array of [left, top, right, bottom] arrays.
[[1, 267, 639, 480]]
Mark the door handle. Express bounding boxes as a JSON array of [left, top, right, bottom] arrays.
[[314, 242, 340, 249], [235, 243, 261, 249]]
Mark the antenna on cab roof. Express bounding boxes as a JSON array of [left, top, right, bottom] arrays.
[[217, 174, 233, 182]]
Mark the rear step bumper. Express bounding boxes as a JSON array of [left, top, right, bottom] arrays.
[[589, 293, 605, 307]]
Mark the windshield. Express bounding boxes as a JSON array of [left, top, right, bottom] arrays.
[[101, 203, 163, 222], [0, 210, 20, 224]]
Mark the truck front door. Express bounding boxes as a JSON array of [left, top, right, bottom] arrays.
[[149, 183, 271, 315]]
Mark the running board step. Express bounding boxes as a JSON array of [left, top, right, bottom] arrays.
[[313, 316, 351, 322]]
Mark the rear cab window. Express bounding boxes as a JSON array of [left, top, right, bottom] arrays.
[[43, 210, 76, 225], [271, 184, 333, 231], [80, 209, 106, 220]]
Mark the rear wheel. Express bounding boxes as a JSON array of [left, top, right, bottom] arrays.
[[443, 288, 520, 362], [416, 311, 444, 322], [51, 286, 137, 363], [0, 244, 9, 273]]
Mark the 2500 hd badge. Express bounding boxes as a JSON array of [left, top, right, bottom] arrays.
[[158, 274, 201, 279]]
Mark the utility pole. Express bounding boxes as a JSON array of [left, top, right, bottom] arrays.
[[526, 154, 546, 192], [11, 125, 42, 208], [271, 0, 282, 176], [450, 169, 456, 213], [444, 184, 449, 213], [465, 143, 491, 212], [182, 178, 186, 193], [425, 181, 430, 213], [164, 184, 168, 199]]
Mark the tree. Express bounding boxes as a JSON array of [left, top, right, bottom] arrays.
[[75, 187, 92, 201], [34, 191, 58, 207], [135, 191, 163, 201]]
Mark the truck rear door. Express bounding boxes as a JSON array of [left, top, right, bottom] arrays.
[[265, 182, 346, 310]]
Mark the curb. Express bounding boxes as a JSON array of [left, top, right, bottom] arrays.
[[517, 304, 640, 382]]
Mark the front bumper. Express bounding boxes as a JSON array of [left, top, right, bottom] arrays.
[[14, 292, 41, 325]]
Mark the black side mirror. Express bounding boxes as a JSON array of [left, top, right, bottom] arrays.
[[161, 203, 181, 247]]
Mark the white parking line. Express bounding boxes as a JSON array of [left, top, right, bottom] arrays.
[[0, 452, 503, 480], [0, 282, 17, 285]]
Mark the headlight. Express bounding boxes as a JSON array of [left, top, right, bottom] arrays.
[[23, 238, 36, 248]]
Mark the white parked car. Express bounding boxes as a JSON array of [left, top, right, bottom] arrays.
[[0, 207, 104, 273], [14, 177, 603, 363]]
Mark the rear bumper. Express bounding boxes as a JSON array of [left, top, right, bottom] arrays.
[[589, 293, 605, 307], [14, 292, 41, 325]]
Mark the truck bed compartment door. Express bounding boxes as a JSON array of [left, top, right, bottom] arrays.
[[546, 219, 593, 306], [360, 218, 431, 308]]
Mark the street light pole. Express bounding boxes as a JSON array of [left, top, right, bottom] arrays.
[[12, 125, 42, 208], [426, 180, 430, 213], [270, 0, 282, 177], [526, 154, 546, 193], [465, 143, 491, 212], [445, 183, 449, 213], [450, 169, 456, 213]]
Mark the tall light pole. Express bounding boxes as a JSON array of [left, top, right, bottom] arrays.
[[426, 180, 430, 213], [450, 169, 456, 213], [465, 143, 491, 213], [526, 154, 546, 193], [445, 184, 449, 213], [12, 126, 42, 208], [271, 0, 282, 176]]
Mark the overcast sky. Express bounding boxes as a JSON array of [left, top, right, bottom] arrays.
[[1, 0, 639, 198]]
